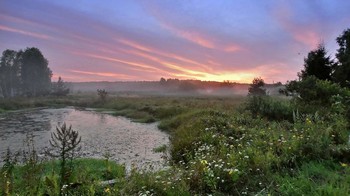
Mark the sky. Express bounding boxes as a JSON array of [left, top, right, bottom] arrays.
[[1, 0, 349, 83]]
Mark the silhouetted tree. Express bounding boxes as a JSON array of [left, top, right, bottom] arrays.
[[160, 77, 166, 85], [221, 80, 233, 87], [248, 77, 266, 96], [299, 43, 334, 81], [21, 47, 52, 96], [52, 77, 70, 96], [97, 89, 108, 102], [0, 49, 22, 98], [333, 29, 350, 87]]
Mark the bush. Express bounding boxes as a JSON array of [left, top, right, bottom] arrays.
[[97, 89, 108, 102], [286, 76, 350, 105], [248, 77, 266, 96], [245, 96, 293, 121]]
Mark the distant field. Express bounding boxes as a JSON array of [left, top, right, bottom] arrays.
[[69, 80, 285, 97]]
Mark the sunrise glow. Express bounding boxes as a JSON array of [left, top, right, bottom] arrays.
[[1, 1, 349, 83]]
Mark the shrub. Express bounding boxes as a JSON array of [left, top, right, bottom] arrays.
[[47, 123, 81, 194], [97, 89, 108, 102], [286, 76, 350, 105], [51, 77, 70, 96], [248, 77, 266, 96], [245, 96, 293, 121]]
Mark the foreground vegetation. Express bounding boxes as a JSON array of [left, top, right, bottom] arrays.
[[1, 89, 350, 195]]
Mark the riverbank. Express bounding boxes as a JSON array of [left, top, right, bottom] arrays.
[[1, 94, 350, 195]]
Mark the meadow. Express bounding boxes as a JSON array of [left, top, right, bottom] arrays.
[[1, 92, 350, 195]]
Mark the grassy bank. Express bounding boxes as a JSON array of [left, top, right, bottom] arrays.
[[0, 94, 96, 111], [2, 157, 125, 195], [1, 93, 350, 195]]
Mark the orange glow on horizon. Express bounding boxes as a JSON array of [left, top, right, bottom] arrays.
[[70, 49, 264, 83], [191, 72, 257, 83]]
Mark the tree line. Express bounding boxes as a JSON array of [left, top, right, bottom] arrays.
[[0, 47, 69, 98]]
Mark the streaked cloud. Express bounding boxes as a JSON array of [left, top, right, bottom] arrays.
[[0, 25, 51, 40], [1, 0, 349, 83], [72, 51, 162, 73], [161, 23, 216, 49], [224, 45, 242, 53], [70, 70, 134, 80]]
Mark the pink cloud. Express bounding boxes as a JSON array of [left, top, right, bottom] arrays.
[[157, 21, 216, 49], [161, 23, 244, 53], [104, 46, 209, 77], [0, 14, 40, 27], [116, 38, 214, 72], [273, 5, 321, 49], [252, 63, 298, 83], [0, 25, 52, 40], [293, 30, 320, 49], [224, 45, 242, 52], [118, 39, 152, 52], [70, 70, 134, 80], [72, 51, 161, 72], [174, 29, 216, 49]]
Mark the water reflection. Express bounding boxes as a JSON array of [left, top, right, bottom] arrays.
[[0, 107, 169, 169]]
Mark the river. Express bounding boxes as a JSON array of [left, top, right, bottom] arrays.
[[0, 107, 169, 170]]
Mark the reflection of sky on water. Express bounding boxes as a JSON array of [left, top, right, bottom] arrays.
[[0, 107, 169, 169]]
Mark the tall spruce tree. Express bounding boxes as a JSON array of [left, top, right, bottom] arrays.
[[299, 43, 333, 81], [333, 29, 350, 87]]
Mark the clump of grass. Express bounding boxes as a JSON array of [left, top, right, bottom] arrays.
[[272, 161, 350, 195], [0, 108, 5, 113], [113, 109, 156, 123], [153, 144, 168, 153], [245, 95, 293, 121]]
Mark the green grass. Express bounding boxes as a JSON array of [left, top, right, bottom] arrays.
[[1, 93, 350, 195], [271, 161, 350, 195], [3, 158, 125, 195], [153, 144, 168, 153], [113, 109, 156, 123]]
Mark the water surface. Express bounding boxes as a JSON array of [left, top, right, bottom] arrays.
[[0, 107, 169, 169]]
